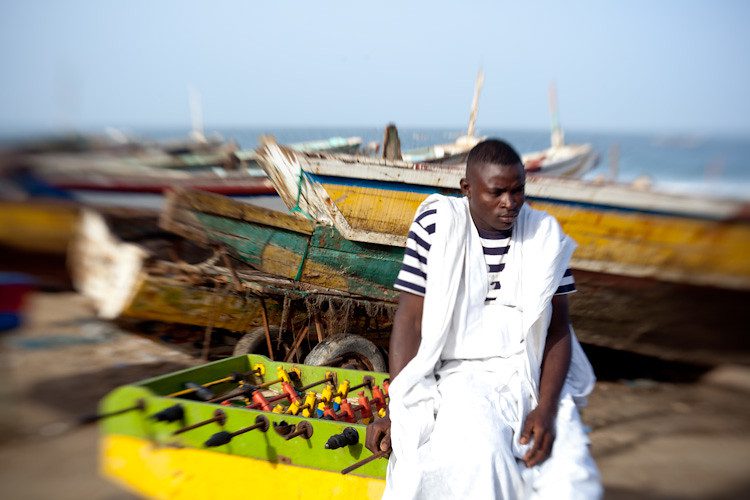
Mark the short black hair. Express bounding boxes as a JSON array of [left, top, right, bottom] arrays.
[[466, 139, 522, 172]]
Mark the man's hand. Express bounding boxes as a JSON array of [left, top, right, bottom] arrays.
[[519, 293, 571, 468], [519, 406, 556, 467], [365, 416, 392, 454]]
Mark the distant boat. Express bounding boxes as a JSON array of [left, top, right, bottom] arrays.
[[392, 76, 597, 177], [521, 82, 599, 178], [400, 134, 483, 164], [27, 153, 277, 196], [23, 136, 362, 196], [149, 136, 363, 171], [523, 142, 598, 178]]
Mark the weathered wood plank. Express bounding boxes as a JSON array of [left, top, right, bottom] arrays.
[[167, 188, 315, 235]]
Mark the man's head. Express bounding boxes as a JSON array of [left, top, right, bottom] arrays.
[[460, 139, 526, 231]]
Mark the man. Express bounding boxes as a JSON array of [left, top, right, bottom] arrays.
[[365, 139, 601, 499]]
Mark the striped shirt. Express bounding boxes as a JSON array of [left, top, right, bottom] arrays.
[[394, 208, 576, 301]]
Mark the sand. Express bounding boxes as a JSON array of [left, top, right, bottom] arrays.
[[1, 291, 749, 499]]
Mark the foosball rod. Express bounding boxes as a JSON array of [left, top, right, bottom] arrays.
[[172, 409, 226, 436], [295, 372, 334, 393], [204, 415, 269, 447], [341, 450, 389, 475], [208, 383, 258, 405], [256, 366, 298, 389], [79, 399, 145, 424], [347, 376, 375, 393], [166, 365, 266, 398], [283, 421, 313, 441]]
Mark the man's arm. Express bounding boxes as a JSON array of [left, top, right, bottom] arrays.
[[364, 292, 424, 453], [519, 293, 572, 467], [388, 292, 424, 379]]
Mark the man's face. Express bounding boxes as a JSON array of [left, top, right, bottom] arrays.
[[460, 162, 526, 231]]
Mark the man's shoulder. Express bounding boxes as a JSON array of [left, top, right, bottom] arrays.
[[411, 194, 464, 229], [413, 193, 453, 217]]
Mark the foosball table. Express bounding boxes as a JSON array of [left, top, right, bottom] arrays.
[[95, 354, 389, 498]]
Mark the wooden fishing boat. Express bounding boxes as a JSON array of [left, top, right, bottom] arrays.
[[71, 207, 394, 368], [256, 139, 750, 289], [401, 134, 482, 164], [522, 142, 597, 177], [97, 354, 388, 498], [400, 77, 596, 177], [256, 140, 750, 365], [24, 136, 362, 196], [27, 152, 276, 196], [146, 135, 363, 171], [0, 199, 80, 253], [522, 82, 599, 178], [402, 138, 596, 177], [161, 189, 403, 303], [394, 73, 596, 176]]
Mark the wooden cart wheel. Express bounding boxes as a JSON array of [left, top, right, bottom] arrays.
[[303, 333, 386, 372], [233, 326, 290, 358]]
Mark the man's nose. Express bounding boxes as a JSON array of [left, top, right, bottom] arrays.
[[500, 192, 516, 209]]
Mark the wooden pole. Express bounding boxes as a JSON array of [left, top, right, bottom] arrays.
[[283, 325, 310, 363], [313, 312, 324, 343], [258, 298, 275, 361]]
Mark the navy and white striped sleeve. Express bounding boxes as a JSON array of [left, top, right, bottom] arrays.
[[393, 209, 436, 296], [554, 268, 576, 295]]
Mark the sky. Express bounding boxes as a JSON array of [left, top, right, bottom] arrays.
[[1, 1, 749, 136]]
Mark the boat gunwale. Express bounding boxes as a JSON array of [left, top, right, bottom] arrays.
[[293, 152, 747, 221], [163, 187, 316, 236]]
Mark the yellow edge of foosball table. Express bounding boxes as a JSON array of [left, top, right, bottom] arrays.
[[101, 434, 386, 499]]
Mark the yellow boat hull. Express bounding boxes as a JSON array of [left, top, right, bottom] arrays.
[[122, 273, 282, 332], [321, 183, 750, 289], [0, 201, 79, 253]]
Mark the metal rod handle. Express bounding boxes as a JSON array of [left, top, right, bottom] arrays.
[[341, 450, 389, 475]]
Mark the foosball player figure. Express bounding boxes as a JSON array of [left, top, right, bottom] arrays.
[[332, 380, 350, 411], [300, 392, 318, 418], [371, 385, 387, 413], [250, 391, 272, 412], [338, 399, 356, 423], [356, 391, 374, 424], [315, 384, 335, 417]]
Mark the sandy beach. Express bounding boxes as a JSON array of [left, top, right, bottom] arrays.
[[0, 289, 748, 499]]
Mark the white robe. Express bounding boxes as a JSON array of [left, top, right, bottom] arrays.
[[384, 195, 601, 499]]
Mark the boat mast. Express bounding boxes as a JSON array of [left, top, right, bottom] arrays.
[[188, 84, 206, 143], [548, 82, 564, 148], [466, 69, 484, 138]]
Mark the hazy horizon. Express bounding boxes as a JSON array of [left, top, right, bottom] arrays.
[[2, 1, 749, 137]]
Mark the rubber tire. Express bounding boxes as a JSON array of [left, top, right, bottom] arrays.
[[303, 333, 386, 372], [232, 326, 282, 357]]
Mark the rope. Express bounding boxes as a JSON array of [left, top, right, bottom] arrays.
[[294, 240, 310, 281], [289, 166, 313, 220]]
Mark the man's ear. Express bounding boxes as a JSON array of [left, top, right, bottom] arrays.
[[460, 178, 470, 197]]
